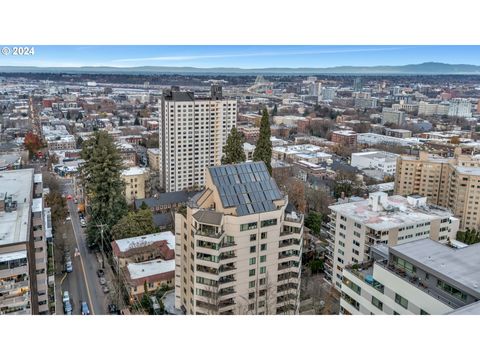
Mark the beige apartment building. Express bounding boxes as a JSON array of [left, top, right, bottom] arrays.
[[121, 167, 150, 204], [0, 169, 48, 315], [147, 148, 160, 171], [395, 149, 480, 230], [175, 162, 303, 315], [159, 85, 237, 192], [325, 192, 458, 290]]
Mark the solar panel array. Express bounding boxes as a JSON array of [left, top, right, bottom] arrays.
[[209, 162, 283, 216]]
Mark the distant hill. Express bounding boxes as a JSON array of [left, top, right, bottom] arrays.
[[1, 62, 480, 75]]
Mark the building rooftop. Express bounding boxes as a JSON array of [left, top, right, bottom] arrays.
[[352, 151, 399, 162], [0, 169, 34, 247], [392, 239, 480, 297], [329, 193, 453, 231], [0, 250, 27, 262], [447, 301, 480, 315], [121, 166, 148, 177], [127, 259, 175, 281], [193, 209, 223, 225], [454, 166, 480, 176], [114, 231, 175, 252], [208, 161, 283, 216], [134, 191, 199, 209]]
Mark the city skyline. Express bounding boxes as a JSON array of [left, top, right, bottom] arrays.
[[2, 45, 480, 68]]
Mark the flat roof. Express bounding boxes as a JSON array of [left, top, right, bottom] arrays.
[[392, 239, 480, 297], [455, 166, 480, 176], [32, 197, 43, 213], [121, 166, 148, 177], [127, 259, 175, 280], [0, 169, 34, 247], [0, 250, 27, 262], [352, 151, 399, 162], [448, 301, 480, 315], [329, 194, 453, 231], [114, 231, 175, 252]]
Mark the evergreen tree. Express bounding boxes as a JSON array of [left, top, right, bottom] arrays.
[[271, 104, 278, 117], [76, 136, 84, 149], [253, 108, 272, 174], [119, 117, 124, 126], [134, 117, 140, 126], [111, 209, 157, 240], [66, 111, 71, 120], [79, 131, 128, 246], [222, 126, 246, 164]]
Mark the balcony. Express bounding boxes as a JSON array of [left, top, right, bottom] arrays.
[[196, 229, 224, 239], [219, 263, 236, 273], [284, 213, 303, 223], [218, 298, 235, 308], [219, 275, 235, 285], [196, 265, 218, 275], [219, 287, 235, 297], [220, 240, 236, 248], [345, 261, 384, 294], [278, 250, 300, 260], [219, 251, 236, 262], [279, 239, 301, 248]]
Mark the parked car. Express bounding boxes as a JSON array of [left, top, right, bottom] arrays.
[[64, 300, 73, 315], [62, 291, 70, 304], [65, 260, 73, 273], [66, 195, 73, 200], [108, 304, 118, 314], [102, 285, 110, 294], [81, 301, 90, 315], [99, 277, 107, 286], [80, 219, 86, 227], [96, 269, 105, 277], [65, 216, 71, 221]]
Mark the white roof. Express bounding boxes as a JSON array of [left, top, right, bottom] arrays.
[[127, 259, 175, 280], [34, 173, 43, 184], [115, 231, 175, 252], [0, 169, 34, 246], [243, 142, 256, 151], [121, 166, 148, 177], [0, 250, 27, 262], [32, 198, 43, 213]]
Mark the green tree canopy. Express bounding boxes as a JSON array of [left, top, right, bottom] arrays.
[[305, 211, 322, 236], [253, 108, 272, 174], [222, 126, 246, 165], [111, 208, 158, 240], [79, 131, 128, 246]]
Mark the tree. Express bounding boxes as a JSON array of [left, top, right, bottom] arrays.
[[118, 117, 124, 126], [66, 111, 71, 120], [457, 228, 480, 245], [76, 112, 83, 121], [271, 104, 278, 117], [253, 108, 272, 174], [222, 126, 246, 164], [305, 187, 334, 216], [45, 192, 67, 228], [111, 209, 157, 240], [309, 259, 324, 274], [284, 178, 306, 213], [23, 132, 43, 158], [134, 117, 140, 126], [304, 211, 322, 236], [79, 131, 128, 246]]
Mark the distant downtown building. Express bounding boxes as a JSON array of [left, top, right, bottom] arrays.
[[340, 239, 480, 315], [395, 149, 480, 230], [175, 162, 303, 315], [159, 85, 237, 192], [0, 169, 48, 314], [448, 98, 472, 118], [325, 192, 458, 290]]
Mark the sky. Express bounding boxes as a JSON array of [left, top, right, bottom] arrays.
[[1, 45, 480, 68]]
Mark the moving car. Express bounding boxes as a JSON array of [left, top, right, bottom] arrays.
[[65, 216, 71, 221], [81, 301, 90, 315]]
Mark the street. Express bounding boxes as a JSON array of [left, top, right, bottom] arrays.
[[54, 178, 111, 315]]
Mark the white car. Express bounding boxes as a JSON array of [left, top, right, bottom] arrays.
[[62, 291, 70, 303], [80, 219, 86, 227], [65, 216, 71, 221]]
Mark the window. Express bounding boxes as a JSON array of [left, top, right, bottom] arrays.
[[437, 280, 467, 301], [420, 309, 429, 315], [393, 256, 416, 273], [248, 303, 255, 311], [249, 257, 256, 265], [260, 255, 266, 263], [259, 278, 266, 285], [395, 293, 408, 309], [261, 219, 277, 227], [250, 246, 256, 253], [250, 234, 257, 241], [241, 222, 257, 231], [249, 269, 256, 276], [342, 278, 361, 294], [261, 232, 267, 239], [249, 292, 255, 299], [260, 244, 267, 251], [249, 280, 256, 288], [260, 266, 266, 274], [371, 296, 383, 310]]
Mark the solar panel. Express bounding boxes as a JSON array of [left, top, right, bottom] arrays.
[[209, 162, 282, 215]]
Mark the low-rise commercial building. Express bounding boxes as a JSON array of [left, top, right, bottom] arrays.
[[121, 167, 150, 204], [351, 151, 399, 176]]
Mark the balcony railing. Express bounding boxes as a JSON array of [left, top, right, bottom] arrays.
[[219, 252, 236, 261], [219, 287, 235, 296], [218, 299, 235, 308], [279, 239, 301, 248], [196, 229, 224, 239], [219, 276, 235, 284], [219, 264, 236, 273]]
